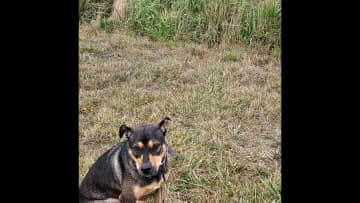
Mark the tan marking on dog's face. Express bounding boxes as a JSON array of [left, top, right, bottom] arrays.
[[132, 180, 165, 200], [147, 140, 160, 150], [135, 142, 144, 150], [149, 144, 166, 170], [128, 149, 143, 170]]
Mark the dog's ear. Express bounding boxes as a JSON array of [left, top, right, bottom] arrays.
[[119, 124, 132, 139], [158, 116, 171, 134]]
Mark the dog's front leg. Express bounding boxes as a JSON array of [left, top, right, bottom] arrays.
[[153, 187, 163, 203]]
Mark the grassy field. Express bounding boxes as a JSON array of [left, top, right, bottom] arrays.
[[79, 0, 281, 202], [79, 19, 281, 202]]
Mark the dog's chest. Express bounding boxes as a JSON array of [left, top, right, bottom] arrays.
[[132, 178, 165, 200]]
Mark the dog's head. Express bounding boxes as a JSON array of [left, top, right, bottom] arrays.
[[119, 117, 170, 178]]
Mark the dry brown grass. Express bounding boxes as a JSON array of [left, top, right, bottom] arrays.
[[79, 23, 281, 202]]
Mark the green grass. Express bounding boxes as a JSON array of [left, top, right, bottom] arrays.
[[223, 51, 239, 61], [80, 0, 281, 55], [79, 0, 113, 23], [100, 18, 117, 33], [79, 25, 281, 202], [164, 40, 178, 47], [126, 0, 280, 50]]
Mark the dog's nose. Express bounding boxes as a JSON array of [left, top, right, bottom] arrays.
[[141, 163, 152, 174]]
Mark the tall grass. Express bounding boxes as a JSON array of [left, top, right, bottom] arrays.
[[79, 0, 113, 22], [126, 0, 280, 50], [80, 0, 280, 54]]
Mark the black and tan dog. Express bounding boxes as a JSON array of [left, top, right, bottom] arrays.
[[79, 117, 176, 203]]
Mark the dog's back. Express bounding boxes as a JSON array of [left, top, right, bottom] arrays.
[[79, 142, 126, 203]]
